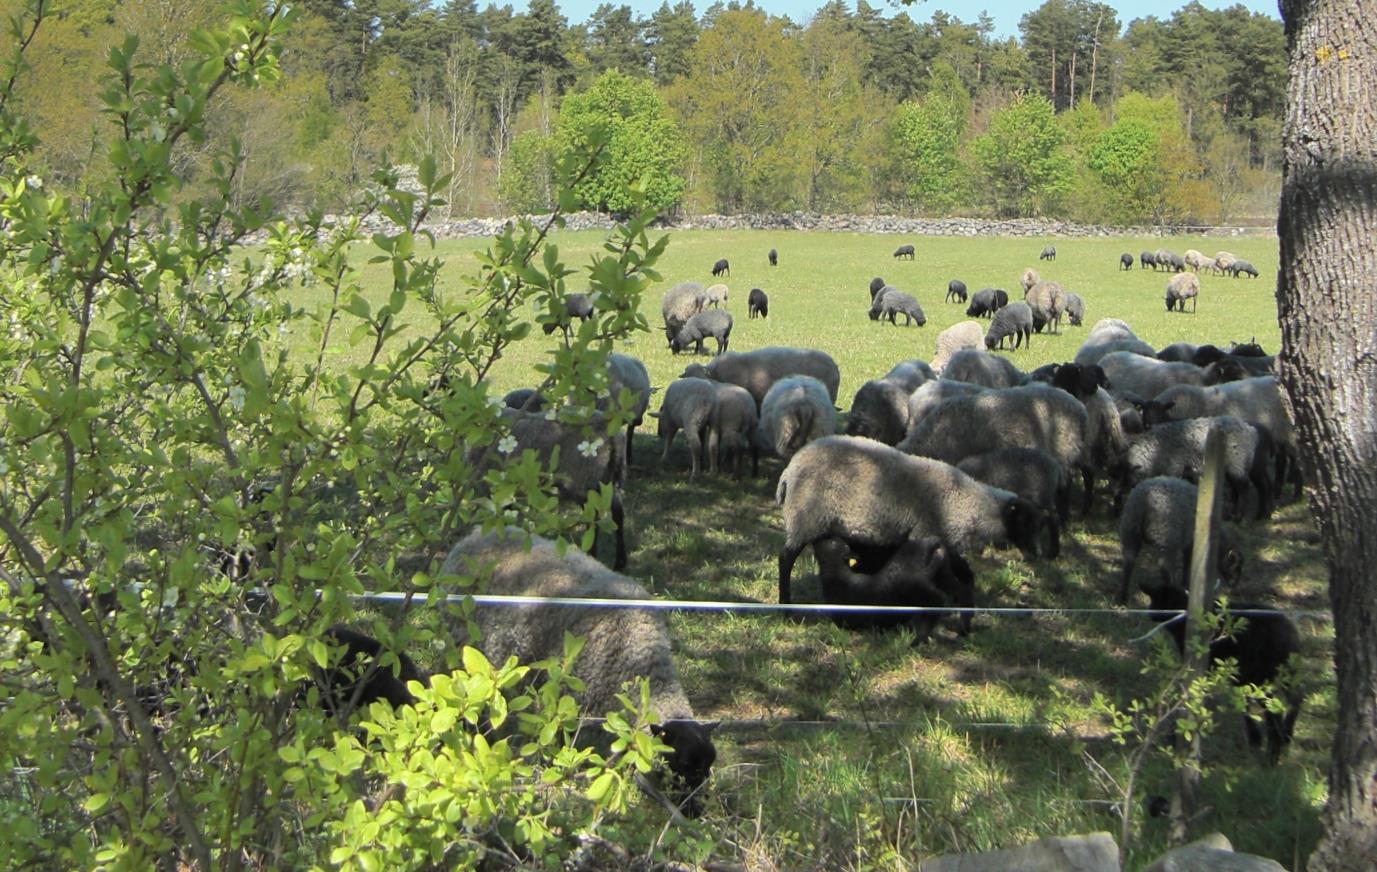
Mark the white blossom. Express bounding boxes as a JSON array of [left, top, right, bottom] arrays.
[[0, 456, 8, 475], [577, 438, 603, 458], [497, 435, 518, 455], [23, 175, 41, 189], [487, 395, 504, 410]]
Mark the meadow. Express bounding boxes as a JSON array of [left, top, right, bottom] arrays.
[[334, 229, 1328, 870]]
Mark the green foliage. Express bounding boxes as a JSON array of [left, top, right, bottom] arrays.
[[499, 129, 557, 213], [973, 92, 1074, 217], [888, 88, 970, 214]]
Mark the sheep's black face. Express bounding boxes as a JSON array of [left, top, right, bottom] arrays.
[[1003, 498, 1049, 560], [1204, 358, 1248, 385], [1191, 344, 1227, 366], [651, 720, 718, 817], [1136, 399, 1176, 428], [1051, 363, 1107, 401]]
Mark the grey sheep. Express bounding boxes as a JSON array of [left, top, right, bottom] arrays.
[[905, 379, 989, 437], [605, 353, 652, 465], [748, 288, 768, 319], [1117, 477, 1243, 603], [680, 346, 841, 407], [985, 300, 1034, 351], [1024, 280, 1067, 334], [542, 292, 595, 335], [883, 359, 937, 391], [653, 377, 720, 478], [946, 279, 968, 304], [1020, 267, 1040, 293], [712, 381, 760, 476], [1112, 414, 1275, 521], [1212, 251, 1238, 275], [845, 377, 915, 446], [931, 321, 986, 374], [705, 283, 729, 308], [1120, 252, 1134, 270], [943, 347, 1025, 387], [869, 276, 887, 300], [1203, 356, 1277, 383], [965, 288, 1009, 318], [661, 281, 707, 347], [758, 376, 837, 459], [711, 258, 730, 277], [1228, 260, 1259, 278], [893, 244, 916, 260], [869, 287, 926, 327], [1039, 246, 1057, 262], [671, 308, 733, 356], [1140, 251, 1157, 270], [958, 447, 1070, 559], [1167, 251, 1187, 272], [1166, 272, 1200, 312], [1074, 319, 1156, 366], [1154, 248, 1173, 271], [1099, 350, 1206, 401], [440, 528, 718, 811], [775, 436, 1048, 603], [1063, 292, 1085, 327]]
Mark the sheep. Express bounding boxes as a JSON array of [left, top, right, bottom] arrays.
[[1064, 291, 1085, 327], [958, 447, 1070, 559], [946, 279, 968, 304], [893, 244, 916, 260], [474, 408, 628, 570], [1212, 251, 1238, 275], [943, 347, 1025, 387], [1020, 267, 1040, 293], [440, 528, 718, 812], [653, 377, 720, 478], [1228, 260, 1260, 278], [680, 347, 841, 407], [705, 283, 729, 308], [883, 359, 937, 391], [605, 353, 652, 465], [1157, 342, 1202, 363], [711, 381, 760, 476], [768, 248, 778, 266], [1166, 251, 1186, 272], [758, 376, 837, 459], [748, 287, 768, 319], [931, 321, 986, 374], [1183, 249, 1210, 272], [711, 258, 730, 277], [661, 281, 707, 347], [775, 436, 1048, 603], [811, 535, 974, 638], [1120, 252, 1135, 270], [965, 288, 1008, 318], [869, 276, 887, 300], [1140, 583, 1303, 764], [985, 300, 1034, 351], [1140, 250, 1157, 270], [542, 292, 595, 334], [1099, 351, 1206, 401], [845, 377, 915, 446], [1117, 476, 1243, 603], [671, 309, 733, 356], [1074, 319, 1156, 367], [1111, 414, 1275, 521], [1154, 248, 1173, 271], [1166, 272, 1200, 312], [1039, 245, 1057, 262], [870, 287, 926, 327], [316, 626, 428, 717], [1024, 280, 1066, 334], [502, 388, 547, 412], [1203, 356, 1276, 383]]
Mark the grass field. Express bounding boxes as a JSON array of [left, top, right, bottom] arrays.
[[337, 229, 1329, 870]]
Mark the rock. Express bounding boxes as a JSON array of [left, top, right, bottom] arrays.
[[1141, 833, 1287, 872], [918, 831, 1119, 872]]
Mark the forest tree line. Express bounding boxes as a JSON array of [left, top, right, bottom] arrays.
[[13, 0, 1286, 224]]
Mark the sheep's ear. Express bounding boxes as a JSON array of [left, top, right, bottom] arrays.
[[649, 722, 667, 738]]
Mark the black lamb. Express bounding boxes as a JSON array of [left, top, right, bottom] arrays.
[[711, 258, 730, 277], [316, 626, 428, 717], [946, 279, 968, 304], [768, 248, 778, 266], [893, 244, 916, 260], [748, 287, 769, 319], [869, 276, 887, 300], [813, 535, 975, 638], [965, 287, 1008, 318], [1120, 252, 1134, 270]]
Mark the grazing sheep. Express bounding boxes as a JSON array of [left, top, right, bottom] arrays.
[[965, 288, 1009, 319], [605, 353, 652, 465], [1212, 251, 1238, 275], [893, 244, 916, 260], [758, 376, 837, 459], [671, 309, 733, 356], [1141, 583, 1303, 764], [1024, 280, 1067, 334], [1117, 476, 1243, 603], [1183, 249, 1210, 272], [661, 282, 707, 347], [1166, 272, 1200, 312], [711, 381, 760, 476], [1099, 351, 1206, 401], [931, 321, 986, 374], [1166, 252, 1186, 272], [768, 248, 778, 267], [1039, 245, 1057, 261], [1064, 291, 1085, 327], [653, 377, 720, 478], [812, 536, 974, 638], [680, 346, 841, 408], [317, 626, 428, 716], [1140, 250, 1157, 270], [1020, 267, 1040, 293], [775, 436, 1048, 603], [1112, 414, 1275, 521], [705, 283, 729, 308], [1154, 248, 1173, 271], [748, 287, 768, 319], [883, 359, 937, 391], [711, 258, 730, 277], [943, 347, 1026, 387], [440, 529, 718, 811], [845, 377, 915, 446], [869, 276, 887, 300], [502, 388, 547, 412], [985, 300, 1034, 351], [946, 279, 968, 304], [1228, 260, 1260, 278], [1120, 252, 1135, 270], [905, 379, 988, 434], [870, 287, 926, 327], [1074, 319, 1157, 366], [958, 447, 1070, 559], [542, 292, 595, 334]]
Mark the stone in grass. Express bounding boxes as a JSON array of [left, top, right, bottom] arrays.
[[1142, 833, 1288, 872], [917, 831, 1119, 872]]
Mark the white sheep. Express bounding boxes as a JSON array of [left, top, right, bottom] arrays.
[[705, 283, 729, 308], [931, 321, 986, 374], [1166, 272, 1200, 312], [652, 377, 720, 478], [758, 376, 837, 459], [711, 381, 760, 476], [661, 281, 707, 347]]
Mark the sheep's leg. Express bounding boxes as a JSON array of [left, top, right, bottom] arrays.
[[686, 426, 701, 479], [1047, 514, 1061, 561], [626, 422, 636, 466], [778, 544, 804, 604], [706, 425, 720, 475], [610, 494, 627, 571], [1118, 544, 1139, 604], [660, 424, 679, 465]]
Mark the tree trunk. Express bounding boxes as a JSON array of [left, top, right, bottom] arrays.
[[1275, 2, 1377, 869]]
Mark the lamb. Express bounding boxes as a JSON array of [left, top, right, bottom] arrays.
[[712, 382, 760, 476], [768, 248, 778, 266], [775, 436, 1048, 603], [671, 308, 733, 356], [1020, 267, 1040, 293], [1063, 291, 1085, 327], [605, 352, 652, 464], [1024, 280, 1067, 334], [869, 276, 887, 300], [748, 287, 768, 319], [965, 288, 1009, 318], [1183, 249, 1210, 272], [1228, 260, 1259, 278], [758, 376, 837, 459], [958, 447, 1070, 559], [680, 347, 841, 407], [1099, 351, 1205, 401], [1140, 250, 1157, 270], [942, 347, 1025, 388], [931, 321, 986, 373], [870, 287, 926, 327], [440, 528, 718, 812], [653, 377, 720, 478], [1074, 319, 1156, 366], [1039, 245, 1057, 261], [502, 388, 547, 412], [811, 536, 975, 638], [845, 377, 916, 446], [711, 258, 730, 277], [946, 279, 968, 304], [1166, 272, 1200, 312], [542, 292, 595, 334], [1117, 476, 1243, 603], [1120, 252, 1135, 270], [1140, 583, 1303, 764], [1212, 251, 1238, 275], [661, 281, 707, 347], [985, 300, 1034, 350], [893, 244, 916, 260], [705, 283, 729, 308], [316, 626, 429, 717]]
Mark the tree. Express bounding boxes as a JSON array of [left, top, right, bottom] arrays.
[[582, 3, 649, 78], [1274, 1, 1377, 869], [887, 63, 970, 214], [972, 92, 1073, 216], [645, 0, 698, 85]]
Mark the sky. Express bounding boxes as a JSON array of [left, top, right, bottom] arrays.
[[552, 0, 1281, 40]]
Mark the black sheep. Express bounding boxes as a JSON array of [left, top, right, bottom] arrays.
[[1140, 250, 1157, 270], [1120, 252, 1134, 270], [946, 279, 968, 304], [813, 536, 975, 638], [965, 287, 1006, 318], [892, 244, 916, 260], [316, 626, 428, 717], [748, 287, 768, 319], [868, 276, 887, 300], [650, 720, 719, 817], [711, 258, 730, 277], [1143, 584, 1303, 764], [502, 387, 547, 412], [767, 248, 778, 266], [1229, 260, 1260, 278], [542, 292, 594, 334], [1039, 245, 1057, 261], [1050, 362, 1108, 402]]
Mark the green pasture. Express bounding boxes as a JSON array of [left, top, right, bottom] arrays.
[[333, 229, 1327, 870]]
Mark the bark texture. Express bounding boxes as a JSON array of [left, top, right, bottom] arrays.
[[1275, 1, 1377, 869]]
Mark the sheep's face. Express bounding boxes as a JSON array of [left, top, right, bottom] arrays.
[[651, 720, 718, 817], [1203, 358, 1249, 385], [1136, 399, 1177, 428], [1002, 497, 1049, 560]]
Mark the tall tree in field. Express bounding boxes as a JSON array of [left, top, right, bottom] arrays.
[[973, 92, 1073, 216], [1274, 2, 1377, 869], [887, 62, 970, 214]]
